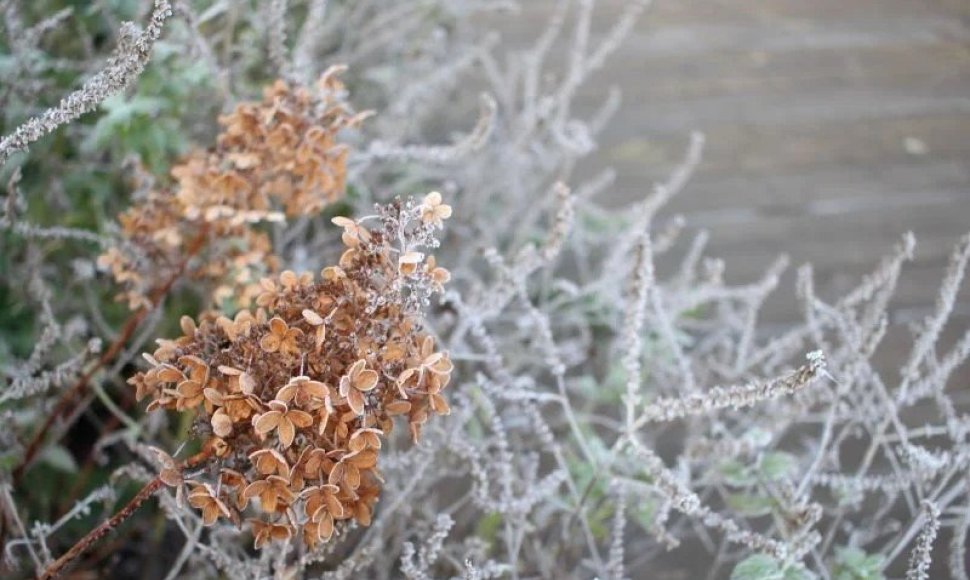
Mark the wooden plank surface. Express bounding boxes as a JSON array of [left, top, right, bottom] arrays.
[[500, 0, 970, 328]]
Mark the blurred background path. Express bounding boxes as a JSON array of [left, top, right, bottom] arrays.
[[508, 0, 970, 333]]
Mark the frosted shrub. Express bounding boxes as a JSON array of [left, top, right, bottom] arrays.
[[1, 1, 968, 579]]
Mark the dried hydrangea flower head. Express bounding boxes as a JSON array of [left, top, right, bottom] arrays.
[[99, 66, 369, 309], [130, 194, 453, 550]]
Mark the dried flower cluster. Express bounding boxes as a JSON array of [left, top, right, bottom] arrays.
[[98, 67, 367, 309], [129, 194, 453, 549], [7, 2, 970, 578]]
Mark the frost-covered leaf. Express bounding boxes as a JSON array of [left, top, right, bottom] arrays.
[[731, 554, 816, 580], [831, 547, 884, 580], [759, 452, 797, 481], [40, 445, 78, 473], [720, 459, 757, 487], [726, 492, 774, 517]]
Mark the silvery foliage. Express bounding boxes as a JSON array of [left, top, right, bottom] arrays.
[[1, 1, 968, 578]]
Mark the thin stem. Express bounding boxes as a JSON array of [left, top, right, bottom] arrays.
[[13, 230, 208, 484], [40, 478, 163, 580], [39, 449, 211, 579]]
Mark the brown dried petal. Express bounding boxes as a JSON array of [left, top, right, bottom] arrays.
[[278, 418, 296, 448], [212, 409, 233, 437], [302, 309, 324, 325], [260, 334, 281, 353], [253, 410, 282, 434], [180, 315, 197, 337], [345, 449, 377, 469], [353, 369, 379, 392], [288, 409, 314, 428]]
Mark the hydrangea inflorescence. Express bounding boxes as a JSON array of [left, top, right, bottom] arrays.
[[98, 66, 368, 310], [130, 193, 453, 549]]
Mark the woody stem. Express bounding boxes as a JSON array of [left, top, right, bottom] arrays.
[[38, 449, 212, 580], [13, 229, 209, 485]]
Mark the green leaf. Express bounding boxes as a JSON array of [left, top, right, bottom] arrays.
[[786, 565, 816, 580], [589, 503, 614, 540], [731, 555, 816, 580], [759, 452, 797, 481], [0, 55, 17, 77], [572, 363, 628, 406], [40, 445, 79, 474], [831, 547, 885, 580], [84, 94, 167, 149], [725, 492, 775, 517], [0, 453, 19, 472], [742, 428, 773, 449], [720, 459, 756, 487], [732, 555, 783, 580], [633, 497, 659, 533], [475, 512, 502, 544]]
